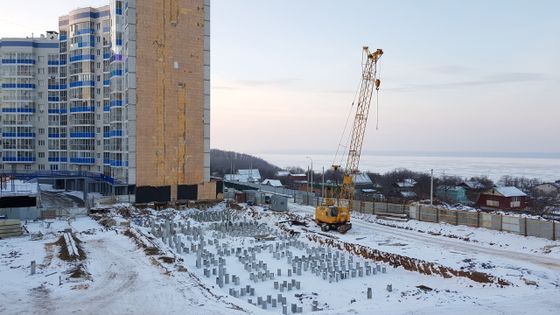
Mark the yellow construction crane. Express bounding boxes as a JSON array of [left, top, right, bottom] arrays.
[[315, 46, 383, 233]]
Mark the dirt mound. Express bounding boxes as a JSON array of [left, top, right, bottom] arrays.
[[305, 233, 510, 286], [55, 233, 86, 261], [68, 263, 91, 279]]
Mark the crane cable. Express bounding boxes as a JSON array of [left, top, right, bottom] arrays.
[[376, 60, 381, 130], [333, 58, 364, 168]]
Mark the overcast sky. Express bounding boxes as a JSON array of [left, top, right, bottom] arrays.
[[2, 1, 559, 156]]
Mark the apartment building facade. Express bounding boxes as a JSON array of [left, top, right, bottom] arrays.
[[0, 33, 60, 172], [1, 0, 215, 202]]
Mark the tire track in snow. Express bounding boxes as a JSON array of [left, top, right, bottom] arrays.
[[350, 219, 560, 270]]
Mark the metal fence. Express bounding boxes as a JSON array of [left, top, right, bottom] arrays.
[[408, 205, 559, 241], [0, 207, 87, 220], [228, 181, 559, 241]]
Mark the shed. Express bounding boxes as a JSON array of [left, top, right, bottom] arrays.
[[270, 195, 288, 212], [436, 186, 468, 204]]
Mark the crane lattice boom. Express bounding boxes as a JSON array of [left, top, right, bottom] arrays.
[[345, 47, 383, 175]]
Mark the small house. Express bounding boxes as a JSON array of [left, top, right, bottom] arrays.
[[435, 186, 468, 204], [392, 179, 417, 199], [224, 169, 262, 183], [476, 186, 528, 211], [261, 179, 283, 187], [531, 183, 560, 196]]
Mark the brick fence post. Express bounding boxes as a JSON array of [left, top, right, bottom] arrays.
[[500, 214, 503, 232], [477, 211, 480, 228]]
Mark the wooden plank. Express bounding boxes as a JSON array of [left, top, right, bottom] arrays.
[[0, 231, 23, 238], [0, 219, 21, 226]]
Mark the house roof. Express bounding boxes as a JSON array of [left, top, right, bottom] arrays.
[[352, 173, 373, 185], [276, 170, 291, 177], [461, 180, 485, 189], [395, 178, 417, 188], [289, 173, 307, 179], [533, 182, 560, 189], [361, 188, 377, 193], [238, 169, 261, 180], [261, 179, 283, 187], [494, 186, 527, 197], [436, 185, 466, 192]]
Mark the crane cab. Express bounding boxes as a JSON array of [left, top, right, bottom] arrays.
[[315, 205, 352, 233]]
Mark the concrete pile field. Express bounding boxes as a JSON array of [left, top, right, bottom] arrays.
[[132, 206, 392, 313], [118, 201, 560, 314]]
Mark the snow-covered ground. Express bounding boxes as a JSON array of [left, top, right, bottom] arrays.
[[0, 216, 244, 315], [0, 180, 37, 196], [1, 202, 559, 314], [39, 184, 103, 201]]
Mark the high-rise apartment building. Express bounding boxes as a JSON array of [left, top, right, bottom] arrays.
[[0, 0, 216, 202], [0, 33, 60, 171], [58, 6, 111, 175]]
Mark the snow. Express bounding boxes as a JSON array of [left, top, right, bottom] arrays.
[[395, 178, 417, 188], [62, 190, 103, 201], [262, 179, 283, 187], [1, 201, 560, 314], [495, 186, 527, 197], [0, 217, 244, 315], [0, 180, 37, 196], [352, 173, 373, 185]]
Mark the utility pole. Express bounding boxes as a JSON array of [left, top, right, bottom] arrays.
[[307, 165, 310, 193], [322, 166, 325, 198], [310, 160, 313, 194], [430, 169, 434, 206], [306, 156, 313, 194]]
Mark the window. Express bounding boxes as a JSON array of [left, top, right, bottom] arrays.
[[486, 199, 499, 207], [38, 152, 45, 158], [38, 68, 45, 74], [24, 165, 32, 170], [38, 164, 45, 170], [50, 164, 59, 171], [38, 128, 45, 134], [38, 56, 45, 63]]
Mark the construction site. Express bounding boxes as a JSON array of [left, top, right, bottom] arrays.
[[1, 0, 560, 314]]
